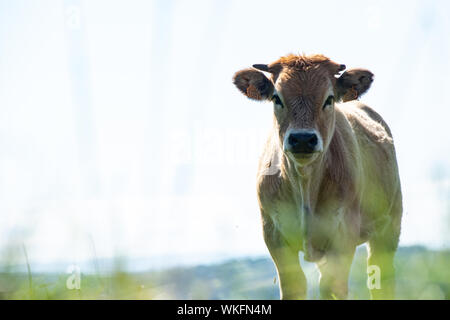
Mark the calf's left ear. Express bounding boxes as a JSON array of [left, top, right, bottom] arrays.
[[336, 68, 374, 102]]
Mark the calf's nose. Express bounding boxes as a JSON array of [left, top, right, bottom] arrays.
[[287, 132, 318, 154]]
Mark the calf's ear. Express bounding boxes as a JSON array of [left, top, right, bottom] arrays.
[[233, 68, 274, 101], [336, 68, 374, 102]]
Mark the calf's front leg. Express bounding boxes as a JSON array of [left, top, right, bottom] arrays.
[[318, 247, 356, 300], [263, 221, 306, 300]]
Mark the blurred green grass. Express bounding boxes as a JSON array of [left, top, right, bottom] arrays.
[[0, 246, 448, 299]]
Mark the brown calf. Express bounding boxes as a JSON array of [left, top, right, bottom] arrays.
[[233, 54, 402, 299]]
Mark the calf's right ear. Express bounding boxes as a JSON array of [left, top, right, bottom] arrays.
[[232, 68, 274, 101]]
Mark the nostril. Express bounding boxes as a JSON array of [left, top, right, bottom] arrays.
[[288, 134, 299, 147], [308, 135, 318, 147]]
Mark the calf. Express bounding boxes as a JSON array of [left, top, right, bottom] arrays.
[[233, 54, 402, 299]]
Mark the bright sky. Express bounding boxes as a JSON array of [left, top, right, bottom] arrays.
[[0, 0, 449, 271]]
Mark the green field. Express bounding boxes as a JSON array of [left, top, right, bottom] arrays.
[[0, 246, 448, 300]]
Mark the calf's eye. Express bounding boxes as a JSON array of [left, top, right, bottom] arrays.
[[272, 95, 283, 108], [323, 95, 334, 110]]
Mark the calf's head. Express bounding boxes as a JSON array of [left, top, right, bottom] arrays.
[[233, 54, 373, 166]]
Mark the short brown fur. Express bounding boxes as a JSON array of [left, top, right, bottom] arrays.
[[233, 54, 402, 300]]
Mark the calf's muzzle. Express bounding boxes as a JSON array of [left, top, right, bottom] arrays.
[[286, 131, 318, 154]]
